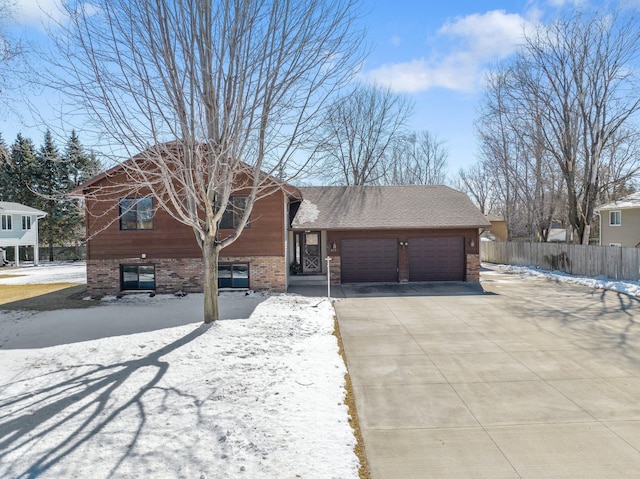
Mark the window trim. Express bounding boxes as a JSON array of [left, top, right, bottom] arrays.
[[1, 214, 11, 231], [119, 197, 155, 231], [219, 196, 250, 230], [609, 210, 622, 226], [21, 215, 31, 230], [120, 264, 156, 291], [218, 262, 250, 289]]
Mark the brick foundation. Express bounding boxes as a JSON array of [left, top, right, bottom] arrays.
[[87, 255, 287, 296], [466, 253, 480, 282]]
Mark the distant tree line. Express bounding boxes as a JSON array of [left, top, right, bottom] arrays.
[[0, 130, 102, 260], [458, 8, 640, 244]]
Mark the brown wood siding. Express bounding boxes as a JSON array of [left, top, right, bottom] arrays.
[[408, 237, 465, 281], [341, 238, 398, 283], [85, 171, 286, 260]]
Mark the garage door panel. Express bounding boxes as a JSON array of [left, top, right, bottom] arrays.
[[342, 239, 398, 283], [409, 237, 464, 281]]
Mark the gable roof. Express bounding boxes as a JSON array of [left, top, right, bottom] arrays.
[[595, 192, 640, 211], [0, 202, 46, 217], [68, 143, 302, 200], [291, 185, 490, 230]]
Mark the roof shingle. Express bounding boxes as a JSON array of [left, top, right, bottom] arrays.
[[291, 185, 490, 230]]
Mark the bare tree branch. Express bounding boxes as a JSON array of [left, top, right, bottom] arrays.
[[41, 0, 365, 322]]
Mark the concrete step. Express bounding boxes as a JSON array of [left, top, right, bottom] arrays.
[[289, 274, 328, 286]]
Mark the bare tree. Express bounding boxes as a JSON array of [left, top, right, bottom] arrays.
[[384, 131, 448, 185], [477, 67, 566, 242], [513, 10, 640, 243], [43, 0, 364, 322], [313, 82, 413, 185], [456, 160, 496, 216], [0, 1, 21, 99]]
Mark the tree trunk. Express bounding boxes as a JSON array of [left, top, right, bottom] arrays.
[[48, 238, 54, 262], [202, 240, 219, 323]]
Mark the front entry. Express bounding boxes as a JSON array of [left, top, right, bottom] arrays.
[[301, 231, 322, 273]]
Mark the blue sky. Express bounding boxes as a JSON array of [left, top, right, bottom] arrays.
[[2, 0, 627, 176]]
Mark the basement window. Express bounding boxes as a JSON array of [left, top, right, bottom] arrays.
[[218, 263, 249, 289], [121, 265, 156, 290]]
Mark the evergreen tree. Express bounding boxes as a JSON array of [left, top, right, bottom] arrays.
[[66, 130, 102, 186], [35, 130, 69, 261], [0, 134, 10, 201], [7, 134, 39, 206]]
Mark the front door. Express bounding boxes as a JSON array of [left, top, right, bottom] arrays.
[[302, 231, 322, 273]]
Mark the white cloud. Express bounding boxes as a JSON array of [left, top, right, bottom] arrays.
[[14, 0, 65, 27], [364, 10, 539, 93]]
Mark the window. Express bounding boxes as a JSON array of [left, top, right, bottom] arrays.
[[220, 197, 249, 229], [218, 263, 249, 288], [610, 210, 622, 226], [21, 216, 31, 230], [1, 214, 11, 231], [120, 198, 154, 230], [609, 243, 622, 247], [121, 265, 156, 290]]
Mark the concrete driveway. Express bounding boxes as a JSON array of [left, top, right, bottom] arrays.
[[335, 267, 640, 478]]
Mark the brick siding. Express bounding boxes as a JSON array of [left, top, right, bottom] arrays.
[[87, 255, 286, 296], [466, 253, 481, 282]]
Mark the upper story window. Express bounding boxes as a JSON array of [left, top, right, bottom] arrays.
[[609, 210, 621, 226], [22, 216, 31, 230], [1, 214, 11, 231], [220, 196, 250, 229], [120, 198, 154, 230]]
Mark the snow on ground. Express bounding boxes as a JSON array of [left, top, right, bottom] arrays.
[[0, 262, 87, 284], [484, 262, 640, 297], [0, 293, 358, 478]]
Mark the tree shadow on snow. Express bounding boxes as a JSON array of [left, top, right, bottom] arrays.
[[0, 325, 212, 478]]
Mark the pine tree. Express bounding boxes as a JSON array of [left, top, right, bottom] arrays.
[[8, 134, 39, 206], [35, 130, 67, 261], [0, 134, 10, 201], [66, 130, 102, 186]]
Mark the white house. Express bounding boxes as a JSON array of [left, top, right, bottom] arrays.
[[0, 202, 47, 266]]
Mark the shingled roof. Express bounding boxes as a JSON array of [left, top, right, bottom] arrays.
[[291, 185, 490, 230], [0, 202, 46, 216]]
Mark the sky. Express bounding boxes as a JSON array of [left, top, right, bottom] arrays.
[[1, 0, 632, 178]]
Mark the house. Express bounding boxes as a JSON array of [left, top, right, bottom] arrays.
[[290, 186, 489, 284], [72, 163, 489, 295], [595, 192, 640, 247], [0, 202, 47, 266], [481, 214, 508, 242]]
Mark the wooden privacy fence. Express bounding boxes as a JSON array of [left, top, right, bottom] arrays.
[[481, 241, 640, 282]]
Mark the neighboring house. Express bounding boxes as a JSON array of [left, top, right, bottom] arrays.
[[595, 192, 640, 247], [482, 214, 508, 242], [71, 164, 489, 295], [0, 202, 47, 266]]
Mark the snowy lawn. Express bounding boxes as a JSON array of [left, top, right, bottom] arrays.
[[0, 293, 359, 478], [485, 262, 640, 297], [0, 262, 87, 285]]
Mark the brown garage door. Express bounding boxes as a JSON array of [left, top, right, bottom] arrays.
[[409, 237, 465, 281], [341, 239, 398, 283]]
